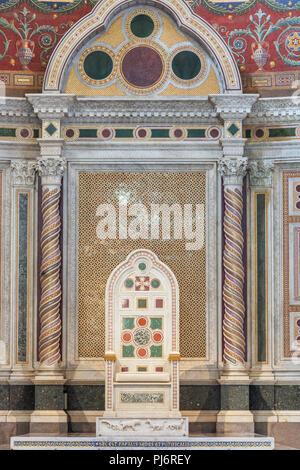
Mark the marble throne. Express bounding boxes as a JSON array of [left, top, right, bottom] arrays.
[[97, 249, 188, 436]]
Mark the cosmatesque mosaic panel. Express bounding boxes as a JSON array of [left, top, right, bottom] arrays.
[[78, 171, 206, 359], [283, 171, 300, 357]]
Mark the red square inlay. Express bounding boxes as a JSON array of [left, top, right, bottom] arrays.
[[121, 299, 129, 308], [155, 299, 163, 308], [121, 367, 129, 372], [156, 367, 163, 372]]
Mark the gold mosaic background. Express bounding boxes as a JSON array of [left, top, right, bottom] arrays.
[[78, 171, 207, 358]]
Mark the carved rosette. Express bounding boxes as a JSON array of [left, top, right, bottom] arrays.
[[37, 157, 65, 365], [219, 158, 247, 367], [11, 160, 36, 186]]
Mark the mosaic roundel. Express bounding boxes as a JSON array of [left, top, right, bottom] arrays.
[[170, 46, 208, 87], [125, 9, 160, 42], [78, 46, 116, 85], [172, 51, 201, 80], [130, 14, 155, 38], [133, 328, 151, 346], [83, 50, 113, 80], [120, 45, 164, 88]]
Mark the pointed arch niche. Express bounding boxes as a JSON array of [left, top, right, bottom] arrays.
[[43, 0, 242, 95]]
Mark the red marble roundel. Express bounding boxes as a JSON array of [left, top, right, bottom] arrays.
[[121, 46, 163, 88]]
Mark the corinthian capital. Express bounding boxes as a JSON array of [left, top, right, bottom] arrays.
[[37, 157, 66, 188], [219, 157, 248, 186], [248, 160, 274, 187], [11, 160, 36, 186]]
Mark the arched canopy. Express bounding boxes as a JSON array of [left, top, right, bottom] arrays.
[[43, 0, 242, 94]]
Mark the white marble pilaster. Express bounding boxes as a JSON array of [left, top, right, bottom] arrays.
[[9, 161, 37, 383]]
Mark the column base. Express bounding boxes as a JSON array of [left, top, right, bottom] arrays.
[[30, 410, 68, 434], [216, 410, 254, 434], [0, 411, 32, 445], [32, 363, 66, 385]]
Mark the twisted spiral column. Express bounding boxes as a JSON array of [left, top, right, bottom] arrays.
[[219, 157, 247, 368], [223, 186, 245, 365], [38, 157, 65, 366], [39, 187, 62, 364]]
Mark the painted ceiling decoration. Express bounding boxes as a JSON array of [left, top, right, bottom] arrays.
[[0, 0, 298, 96]]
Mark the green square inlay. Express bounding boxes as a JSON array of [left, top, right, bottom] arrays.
[[150, 317, 162, 330], [269, 127, 296, 138], [122, 345, 134, 357], [123, 317, 135, 330], [45, 123, 57, 136], [137, 299, 147, 309], [245, 129, 251, 139], [115, 129, 133, 138], [187, 129, 206, 138], [151, 129, 169, 138], [137, 367, 147, 372], [228, 123, 239, 136], [150, 345, 162, 357], [79, 129, 97, 138], [0, 128, 16, 137]]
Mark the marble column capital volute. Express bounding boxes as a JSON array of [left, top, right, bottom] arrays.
[[11, 159, 37, 186], [37, 156, 66, 188], [219, 157, 248, 186], [219, 138, 247, 186], [248, 160, 274, 187]]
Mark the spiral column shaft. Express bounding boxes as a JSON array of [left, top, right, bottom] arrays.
[[39, 187, 62, 364], [223, 185, 245, 365]]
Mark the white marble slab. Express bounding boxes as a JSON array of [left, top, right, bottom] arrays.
[[10, 435, 275, 450]]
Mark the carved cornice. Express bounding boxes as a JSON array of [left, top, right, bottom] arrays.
[[209, 94, 259, 122], [248, 160, 274, 187], [26, 94, 75, 120], [11, 160, 36, 186], [66, 97, 218, 124], [219, 157, 248, 185], [245, 97, 300, 125], [0, 98, 38, 124]]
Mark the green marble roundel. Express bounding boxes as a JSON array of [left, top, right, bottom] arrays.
[[130, 14, 154, 38], [83, 50, 113, 80], [172, 51, 201, 80]]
